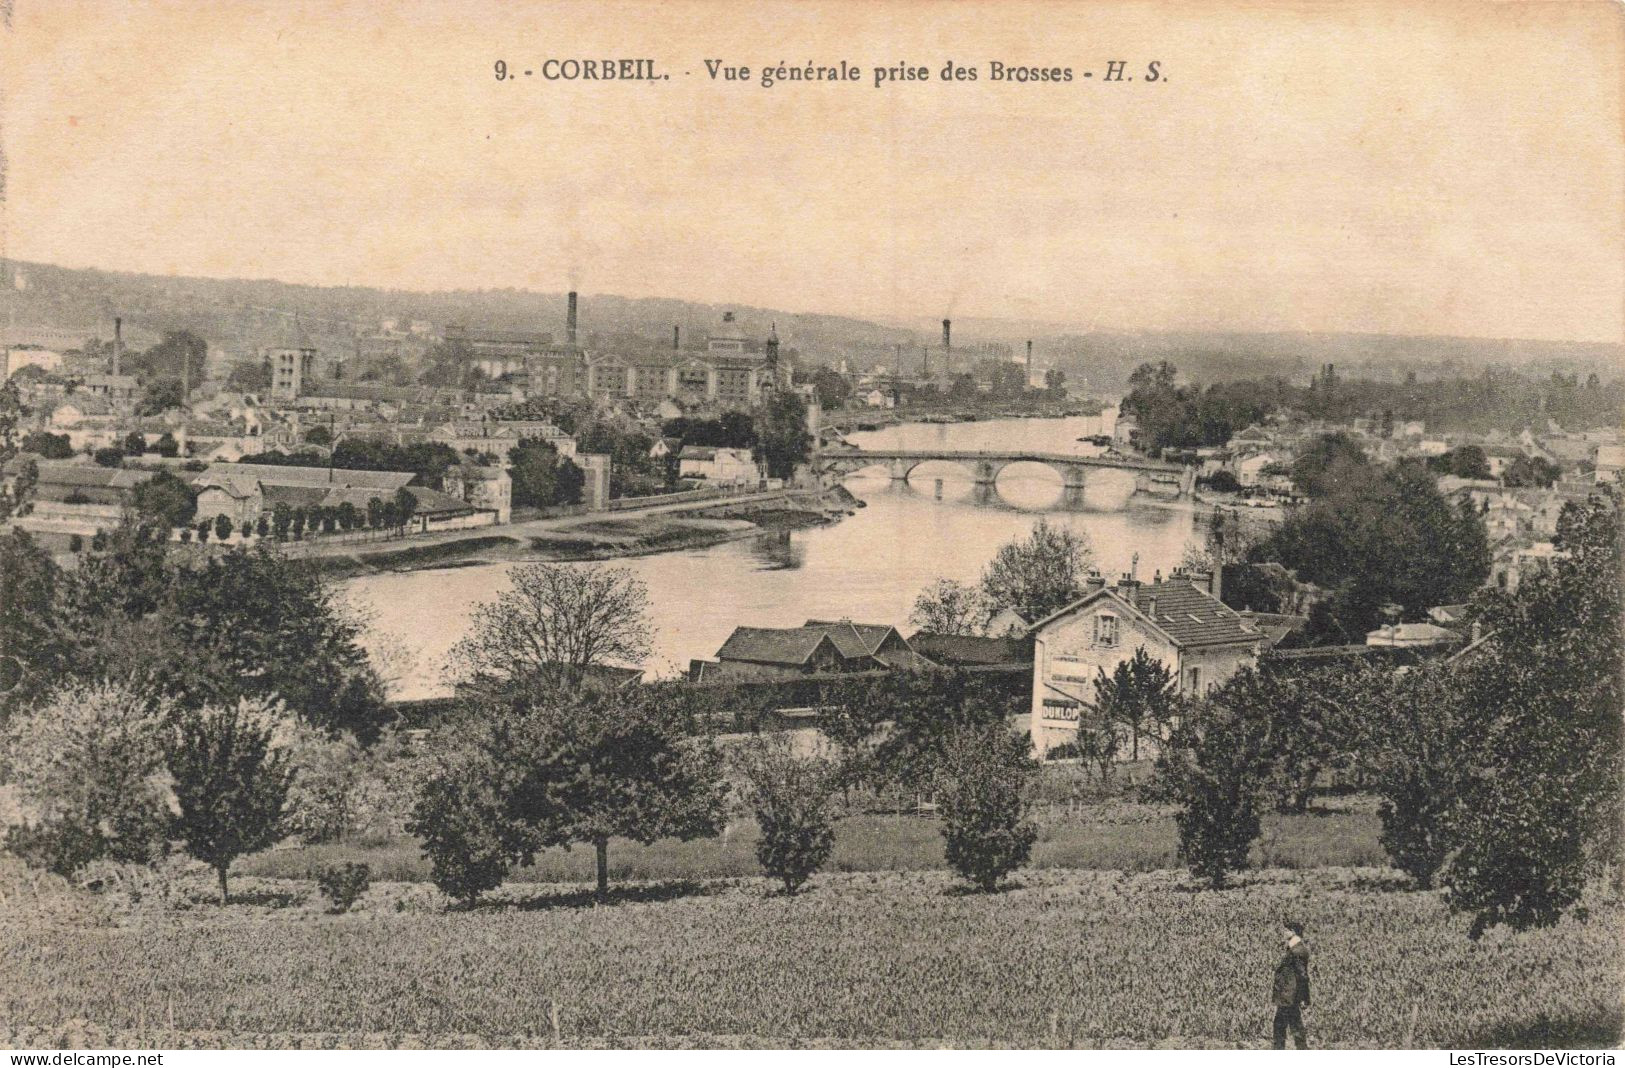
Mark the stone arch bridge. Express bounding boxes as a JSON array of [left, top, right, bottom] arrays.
[[817, 448, 1195, 498]]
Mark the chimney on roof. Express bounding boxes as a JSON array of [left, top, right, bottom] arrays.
[[113, 317, 122, 377], [566, 291, 578, 346], [1117, 572, 1140, 593]]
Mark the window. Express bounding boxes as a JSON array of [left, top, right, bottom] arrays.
[[1187, 666, 1201, 694], [1094, 614, 1118, 647]]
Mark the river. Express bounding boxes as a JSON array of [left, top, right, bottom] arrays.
[[346, 408, 1207, 699]]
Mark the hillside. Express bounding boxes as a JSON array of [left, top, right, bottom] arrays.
[[4, 260, 1618, 391]]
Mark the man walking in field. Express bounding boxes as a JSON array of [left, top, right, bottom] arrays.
[[1271, 920, 1311, 1049]]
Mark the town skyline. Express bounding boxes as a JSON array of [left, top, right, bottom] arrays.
[[5, 0, 1623, 345]]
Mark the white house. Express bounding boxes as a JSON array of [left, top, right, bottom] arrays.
[[1235, 451, 1285, 487], [1027, 569, 1264, 759], [678, 446, 760, 485], [986, 607, 1034, 638], [1594, 444, 1624, 484], [1364, 622, 1462, 649]]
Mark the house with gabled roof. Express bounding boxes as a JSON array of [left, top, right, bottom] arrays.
[[1027, 568, 1264, 759], [688, 618, 929, 682]]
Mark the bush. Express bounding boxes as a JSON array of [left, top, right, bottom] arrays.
[[1153, 699, 1271, 889], [315, 862, 371, 912], [281, 730, 363, 844], [0, 682, 171, 875], [407, 745, 517, 906], [4, 819, 104, 879], [735, 737, 838, 894], [934, 726, 1038, 892]]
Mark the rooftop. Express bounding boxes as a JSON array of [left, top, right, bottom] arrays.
[[1032, 576, 1262, 649]]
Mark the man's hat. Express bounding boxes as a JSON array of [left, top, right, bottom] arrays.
[[1282, 919, 1305, 936]]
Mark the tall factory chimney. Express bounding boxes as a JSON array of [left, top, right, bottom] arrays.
[[673, 325, 680, 351], [941, 318, 951, 372], [1026, 339, 1033, 384], [566, 292, 579, 346], [113, 317, 123, 377]]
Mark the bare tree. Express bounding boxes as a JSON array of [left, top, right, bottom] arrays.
[[908, 578, 992, 636], [447, 563, 653, 695]]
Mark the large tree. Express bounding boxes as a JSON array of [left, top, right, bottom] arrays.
[[1153, 696, 1273, 889], [980, 518, 1094, 619], [755, 389, 812, 480], [167, 698, 295, 903], [24, 529, 387, 740], [0, 681, 171, 873], [414, 688, 726, 901], [1253, 460, 1489, 637], [130, 470, 198, 530], [0, 531, 60, 715], [934, 724, 1038, 892], [1442, 490, 1622, 936], [1289, 432, 1368, 498], [449, 563, 653, 695]]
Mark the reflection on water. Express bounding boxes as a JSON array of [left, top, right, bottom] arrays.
[[349, 410, 1201, 699]]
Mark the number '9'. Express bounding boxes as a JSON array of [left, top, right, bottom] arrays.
[[494, 60, 507, 81]]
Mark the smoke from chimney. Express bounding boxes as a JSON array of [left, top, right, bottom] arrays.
[[566, 291, 578, 346], [113, 317, 122, 377]]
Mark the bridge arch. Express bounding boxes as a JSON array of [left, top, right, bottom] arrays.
[[817, 448, 1189, 500]]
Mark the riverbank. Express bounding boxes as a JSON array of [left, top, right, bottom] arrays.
[[303, 487, 860, 578]]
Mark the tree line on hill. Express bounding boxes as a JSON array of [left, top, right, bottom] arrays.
[[1119, 359, 1623, 456], [1147, 490, 1620, 936]]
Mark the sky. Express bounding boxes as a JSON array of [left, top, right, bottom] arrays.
[[3, 0, 1622, 343]]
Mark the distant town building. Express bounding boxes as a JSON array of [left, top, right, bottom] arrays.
[[1364, 622, 1463, 649], [442, 464, 513, 524], [191, 462, 498, 533], [677, 445, 759, 485]]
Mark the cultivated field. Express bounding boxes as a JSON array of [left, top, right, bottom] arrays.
[[239, 799, 1388, 885], [3, 863, 1619, 1049]]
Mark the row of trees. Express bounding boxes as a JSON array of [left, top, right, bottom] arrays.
[[238, 440, 464, 492], [411, 672, 1041, 904], [412, 562, 1041, 902], [1150, 491, 1620, 937]]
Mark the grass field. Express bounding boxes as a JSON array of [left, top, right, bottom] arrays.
[[3, 867, 1618, 1049], [239, 800, 1390, 885]]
